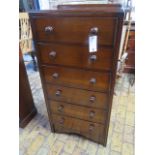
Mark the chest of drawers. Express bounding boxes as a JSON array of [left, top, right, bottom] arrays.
[[29, 5, 124, 146]]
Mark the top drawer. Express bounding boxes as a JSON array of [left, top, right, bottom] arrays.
[[32, 17, 117, 46]]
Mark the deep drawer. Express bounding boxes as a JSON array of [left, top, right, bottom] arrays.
[[46, 84, 108, 109], [37, 43, 113, 71], [42, 66, 111, 92], [32, 17, 117, 46], [50, 100, 107, 124], [52, 114, 105, 144]]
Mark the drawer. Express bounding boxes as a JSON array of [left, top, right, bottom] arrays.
[[33, 17, 117, 46], [46, 84, 108, 109], [50, 100, 107, 124], [38, 43, 113, 71], [42, 66, 111, 92], [52, 114, 105, 144]]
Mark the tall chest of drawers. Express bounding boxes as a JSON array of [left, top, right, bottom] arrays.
[[29, 5, 124, 146]]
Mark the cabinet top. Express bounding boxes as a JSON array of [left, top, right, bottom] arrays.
[[29, 4, 124, 17]]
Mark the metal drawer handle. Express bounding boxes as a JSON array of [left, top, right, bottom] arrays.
[[89, 55, 97, 61], [55, 90, 61, 96], [45, 26, 54, 33], [89, 124, 95, 131], [89, 95, 96, 102], [49, 51, 56, 58], [52, 73, 59, 79], [90, 27, 98, 35], [89, 111, 95, 118], [59, 117, 65, 124], [90, 78, 96, 84], [58, 105, 64, 112]]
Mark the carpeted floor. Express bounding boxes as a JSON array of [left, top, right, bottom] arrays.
[[20, 62, 135, 155]]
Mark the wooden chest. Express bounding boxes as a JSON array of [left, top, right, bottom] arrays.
[[19, 48, 37, 128], [29, 5, 124, 146]]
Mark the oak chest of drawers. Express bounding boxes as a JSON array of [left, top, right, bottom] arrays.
[[29, 5, 124, 146]]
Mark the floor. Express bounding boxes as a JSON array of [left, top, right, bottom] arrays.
[[19, 61, 135, 155]]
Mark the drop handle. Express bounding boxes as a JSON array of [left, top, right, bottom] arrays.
[[52, 73, 59, 79], [49, 51, 56, 58], [89, 96, 96, 102], [44, 26, 54, 33], [89, 111, 95, 118], [89, 55, 97, 61], [55, 90, 61, 96], [58, 105, 64, 112], [90, 78, 96, 84]]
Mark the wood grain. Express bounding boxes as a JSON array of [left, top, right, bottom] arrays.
[[50, 100, 107, 124], [46, 84, 108, 109], [42, 65, 111, 92], [52, 114, 105, 144], [32, 17, 117, 46], [37, 43, 113, 71]]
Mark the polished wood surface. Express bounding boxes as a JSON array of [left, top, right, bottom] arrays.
[[52, 114, 105, 144], [29, 5, 124, 146], [37, 43, 113, 71], [32, 17, 117, 46], [50, 100, 107, 124], [42, 65, 110, 92], [46, 84, 108, 109], [19, 49, 37, 128]]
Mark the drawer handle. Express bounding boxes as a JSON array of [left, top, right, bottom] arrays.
[[89, 55, 97, 62], [89, 111, 95, 118], [90, 27, 98, 35], [58, 105, 64, 112], [55, 90, 61, 96], [59, 117, 65, 124], [90, 78, 96, 84], [89, 124, 95, 131], [89, 95, 96, 102], [52, 73, 59, 79], [45, 26, 54, 33], [49, 51, 56, 58]]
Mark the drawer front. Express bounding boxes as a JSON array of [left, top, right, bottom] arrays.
[[50, 100, 107, 124], [38, 43, 113, 71], [52, 114, 105, 143], [43, 66, 110, 92], [46, 84, 108, 109], [33, 17, 117, 46]]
